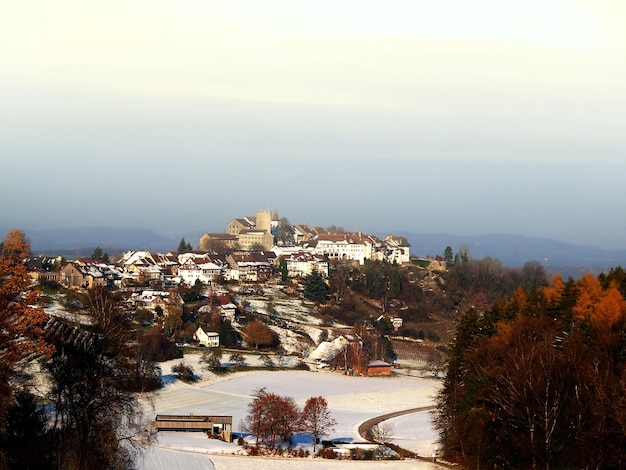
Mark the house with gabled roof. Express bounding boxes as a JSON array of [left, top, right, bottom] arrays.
[[214, 295, 237, 322], [198, 294, 237, 322], [129, 290, 183, 312], [118, 251, 164, 284], [227, 252, 275, 282], [119, 250, 158, 267], [59, 259, 112, 289], [227, 217, 256, 235], [153, 252, 179, 272], [177, 255, 223, 286], [292, 225, 317, 244], [77, 258, 125, 288], [307, 334, 367, 374], [193, 326, 220, 347], [282, 251, 329, 278], [380, 235, 411, 264]]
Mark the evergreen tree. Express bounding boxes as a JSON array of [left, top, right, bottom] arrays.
[[303, 270, 329, 304], [91, 246, 103, 260], [278, 256, 288, 283], [219, 319, 241, 348], [177, 238, 193, 253]]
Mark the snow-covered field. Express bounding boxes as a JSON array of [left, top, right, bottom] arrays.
[[139, 354, 442, 469]]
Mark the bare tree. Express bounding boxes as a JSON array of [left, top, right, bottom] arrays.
[[172, 361, 196, 383], [370, 421, 395, 453], [46, 287, 156, 469], [229, 353, 245, 366], [200, 347, 223, 372], [260, 353, 275, 368], [275, 346, 290, 367], [420, 354, 447, 378]]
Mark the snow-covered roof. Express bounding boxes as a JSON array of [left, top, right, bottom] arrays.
[[306, 340, 346, 364], [368, 360, 391, 368]]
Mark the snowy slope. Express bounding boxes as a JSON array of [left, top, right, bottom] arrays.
[[140, 359, 442, 469]]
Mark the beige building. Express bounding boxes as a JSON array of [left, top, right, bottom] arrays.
[[59, 260, 107, 289], [237, 229, 274, 250], [228, 217, 255, 235], [198, 233, 239, 252], [224, 210, 274, 250]]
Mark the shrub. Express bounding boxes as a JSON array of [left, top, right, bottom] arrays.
[[134, 308, 154, 325], [427, 331, 440, 342], [200, 347, 223, 372], [229, 353, 245, 366], [172, 362, 196, 383], [138, 329, 183, 362], [319, 448, 337, 459], [295, 361, 309, 371]]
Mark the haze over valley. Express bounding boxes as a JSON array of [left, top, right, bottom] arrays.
[[3, 1, 626, 253]]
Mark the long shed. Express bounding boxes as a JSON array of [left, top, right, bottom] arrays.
[[153, 414, 232, 441]]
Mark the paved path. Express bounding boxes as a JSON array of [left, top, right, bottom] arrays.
[[358, 406, 458, 468], [357, 405, 436, 442]]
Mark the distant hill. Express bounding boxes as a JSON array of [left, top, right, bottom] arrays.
[[1, 227, 177, 257], [389, 232, 626, 275]]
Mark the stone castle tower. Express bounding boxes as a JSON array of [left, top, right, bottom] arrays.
[[255, 209, 271, 232]]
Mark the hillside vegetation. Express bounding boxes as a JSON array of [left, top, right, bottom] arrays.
[[435, 267, 626, 469]]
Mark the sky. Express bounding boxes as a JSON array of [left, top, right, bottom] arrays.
[[2, 1, 626, 249]]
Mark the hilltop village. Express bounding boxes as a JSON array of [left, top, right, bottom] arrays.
[[30, 209, 448, 376], [47, 210, 411, 288]]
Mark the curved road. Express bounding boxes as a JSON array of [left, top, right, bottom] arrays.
[[357, 405, 436, 442], [358, 405, 457, 467]]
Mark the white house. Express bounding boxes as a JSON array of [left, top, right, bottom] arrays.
[[194, 326, 220, 348], [177, 256, 223, 286], [283, 251, 329, 278], [311, 233, 374, 265], [380, 235, 411, 264], [129, 290, 184, 312]]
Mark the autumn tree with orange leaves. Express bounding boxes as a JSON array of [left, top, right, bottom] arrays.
[[243, 388, 301, 451], [0, 230, 53, 466], [436, 270, 626, 470], [0, 230, 52, 412], [300, 396, 336, 452], [242, 320, 279, 350], [573, 273, 624, 327]]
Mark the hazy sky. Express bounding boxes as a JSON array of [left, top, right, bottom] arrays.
[[2, 1, 626, 249]]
